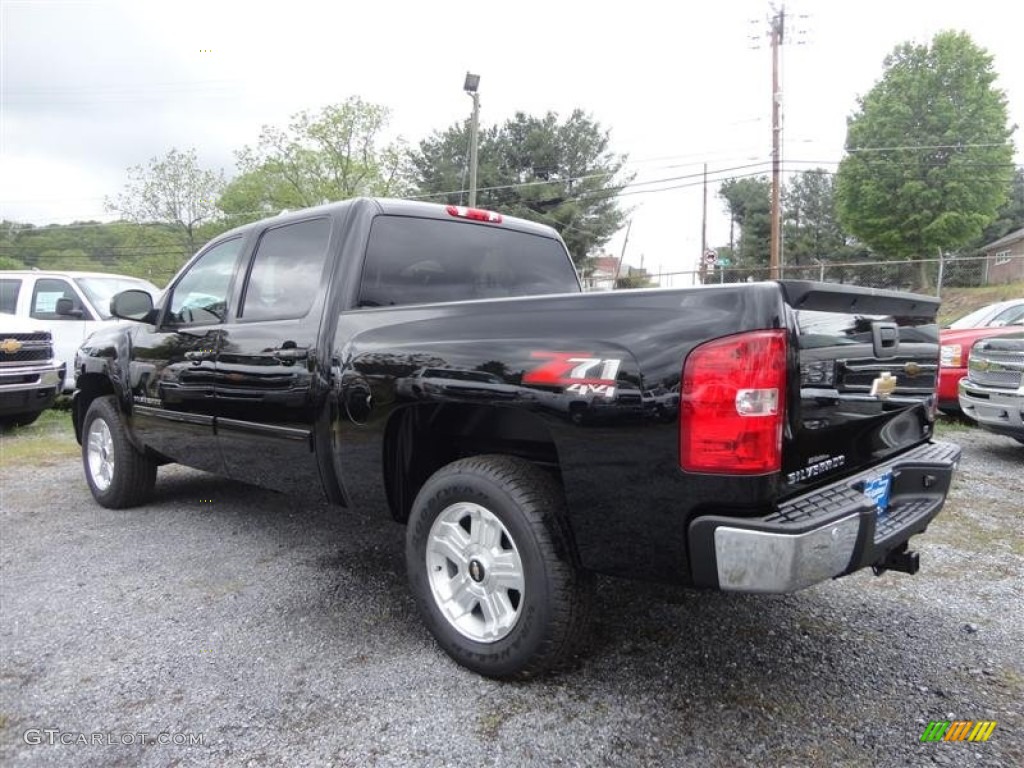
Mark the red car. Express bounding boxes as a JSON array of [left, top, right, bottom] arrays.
[[938, 300, 1024, 412]]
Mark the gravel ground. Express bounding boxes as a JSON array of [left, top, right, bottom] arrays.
[[1, 426, 1022, 767]]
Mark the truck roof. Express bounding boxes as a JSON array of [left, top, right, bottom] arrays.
[[216, 197, 563, 242]]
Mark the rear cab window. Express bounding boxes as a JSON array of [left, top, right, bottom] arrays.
[[357, 216, 579, 308]]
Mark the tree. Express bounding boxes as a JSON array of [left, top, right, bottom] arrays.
[[219, 97, 412, 224], [836, 31, 1015, 289], [410, 110, 632, 265], [107, 148, 225, 254], [783, 169, 856, 265], [0, 220, 192, 287], [975, 165, 1024, 246], [718, 176, 771, 270]]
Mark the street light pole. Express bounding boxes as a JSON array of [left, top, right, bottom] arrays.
[[464, 72, 481, 207]]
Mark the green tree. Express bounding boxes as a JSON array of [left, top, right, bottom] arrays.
[[836, 31, 1015, 289], [219, 97, 412, 225], [0, 221, 190, 287], [718, 176, 771, 270], [411, 110, 632, 265], [975, 165, 1024, 246], [783, 169, 856, 265], [107, 148, 225, 254]]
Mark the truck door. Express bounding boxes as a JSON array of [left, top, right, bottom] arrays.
[[27, 275, 93, 386], [213, 216, 334, 496], [128, 237, 245, 474]]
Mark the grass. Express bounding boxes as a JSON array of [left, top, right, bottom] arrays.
[[937, 281, 1024, 326], [0, 408, 79, 468]]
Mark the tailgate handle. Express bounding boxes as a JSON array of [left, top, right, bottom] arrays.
[[871, 322, 900, 358], [271, 343, 309, 364]]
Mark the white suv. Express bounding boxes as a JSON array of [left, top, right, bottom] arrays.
[[0, 271, 160, 391]]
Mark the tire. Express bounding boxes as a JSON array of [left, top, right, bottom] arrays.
[[406, 454, 593, 679], [82, 395, 157, 509]]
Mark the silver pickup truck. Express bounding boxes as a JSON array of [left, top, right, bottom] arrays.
[[0, 314, 64, 428], [959, 332, 1024, 444]]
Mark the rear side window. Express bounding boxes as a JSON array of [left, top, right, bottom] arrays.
[[240, 218, 332, 322], [0, 279, 20, 314], [358, 216, 578, 308]]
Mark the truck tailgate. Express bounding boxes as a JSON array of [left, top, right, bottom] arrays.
[[779, 281, 941, 497]]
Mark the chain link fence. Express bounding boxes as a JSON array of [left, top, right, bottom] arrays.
[[645, 254, 1023, 296]]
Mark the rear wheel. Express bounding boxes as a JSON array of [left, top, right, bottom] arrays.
[[406, 454, 592, 679], [82, 396, 156, 508]]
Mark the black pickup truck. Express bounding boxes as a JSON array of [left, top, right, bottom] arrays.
[[73, 198, 961, 678]]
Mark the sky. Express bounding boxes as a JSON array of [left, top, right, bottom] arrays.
[[2, 0, 1022, 280]]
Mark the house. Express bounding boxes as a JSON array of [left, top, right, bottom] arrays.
[[980, 227, 1024, 284], [581, 255, 624, 291]]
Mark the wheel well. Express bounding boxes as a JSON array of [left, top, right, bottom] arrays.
[[383, 403, 560, 523], [73, 374, 116, 443]]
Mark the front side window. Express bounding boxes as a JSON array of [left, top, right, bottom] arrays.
[[30, 278, 90, 320], [239, 218, 332, 322], [166, 238, 244, 327], [0, 279, 21, 314]]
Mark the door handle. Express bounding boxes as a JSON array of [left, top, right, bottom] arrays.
[[270, 345, 309, 363]]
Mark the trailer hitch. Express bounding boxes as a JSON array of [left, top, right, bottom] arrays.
[[872, 543, 920, 576]]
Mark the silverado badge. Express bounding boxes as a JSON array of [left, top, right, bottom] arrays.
[[0, 338, 24, 354], [870, 371, 897, 400]]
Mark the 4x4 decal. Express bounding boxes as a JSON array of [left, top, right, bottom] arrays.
[[523, 352, 622, 397]]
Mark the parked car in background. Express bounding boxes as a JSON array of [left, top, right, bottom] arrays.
[[958, 332, 1024, 444], [0, 271, 160, 391], [938, 299, 1024, 413], [946, 298, 1024, 330], [0, 314, 63, 429]]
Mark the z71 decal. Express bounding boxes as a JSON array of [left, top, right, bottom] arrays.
[[523, 352, 622, 398]]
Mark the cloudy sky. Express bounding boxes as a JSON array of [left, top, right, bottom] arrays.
[[1, 0, 1022, 278]]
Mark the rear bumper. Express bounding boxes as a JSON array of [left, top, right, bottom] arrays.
[[958, 380, 1024, 439], [688, 441, 961, 593]]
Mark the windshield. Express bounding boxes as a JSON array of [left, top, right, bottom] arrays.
[[74, 277, 159, 320]]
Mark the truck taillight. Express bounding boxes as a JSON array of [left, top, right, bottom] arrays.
[[680, 329, 787, 475], [445, 205, 503, 223]]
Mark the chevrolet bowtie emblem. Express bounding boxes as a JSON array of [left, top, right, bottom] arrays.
[[0, 338, 24, 354], [870, 371, 897, 400]]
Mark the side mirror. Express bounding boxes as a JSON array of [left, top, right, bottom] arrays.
[[55, 297, 84, 318], [111, 289, 155, 322]]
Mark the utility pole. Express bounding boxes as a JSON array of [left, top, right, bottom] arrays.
[[463, 73, 481, 207], [700, 162, 708, 284], [614, 219, 632, 288], [769, 6, 784, 280]]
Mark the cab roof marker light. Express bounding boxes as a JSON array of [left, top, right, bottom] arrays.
[[445, 205, 503, 224]]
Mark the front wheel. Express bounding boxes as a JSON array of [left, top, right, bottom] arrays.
[[406, 455, 593, 679], [82, 396, 157, 509]]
